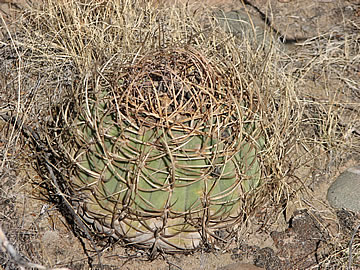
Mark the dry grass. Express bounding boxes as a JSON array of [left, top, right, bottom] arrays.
[[292, 14, 360, 269], [278, 8, 360, 269], [0, 0, 359, 269]]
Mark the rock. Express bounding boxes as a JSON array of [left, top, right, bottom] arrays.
[[253, 247, 284, 270], [270, 209, 327, 269], [213, 9, 277, 48], [214, 9, 265, 35], [327, 166, 360, 212], [217, 262, 265, 270]]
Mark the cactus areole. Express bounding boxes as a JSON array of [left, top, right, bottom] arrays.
[[65, 47, 262, 252]]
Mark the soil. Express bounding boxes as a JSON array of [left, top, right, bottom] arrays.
[[1, 0, 360, 270]]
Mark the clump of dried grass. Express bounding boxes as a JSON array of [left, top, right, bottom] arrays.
[[278, 10, 360, 269]]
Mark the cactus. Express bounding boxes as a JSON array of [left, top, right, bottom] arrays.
[[65, 47, 263, 252]]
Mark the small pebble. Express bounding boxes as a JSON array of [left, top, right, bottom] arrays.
[[327, 166, 360, 212]]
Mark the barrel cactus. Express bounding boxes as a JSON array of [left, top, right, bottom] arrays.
[[62, 46, 263, 253]]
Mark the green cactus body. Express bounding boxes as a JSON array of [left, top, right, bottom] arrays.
[[67, 48, 263, 252]]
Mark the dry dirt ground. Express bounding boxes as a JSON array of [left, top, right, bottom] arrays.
[[0, 0, 360, 270]]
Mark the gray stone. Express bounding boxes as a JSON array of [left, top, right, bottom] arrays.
[[214, 9, 277, 48], [327, 166, 360, 212]]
